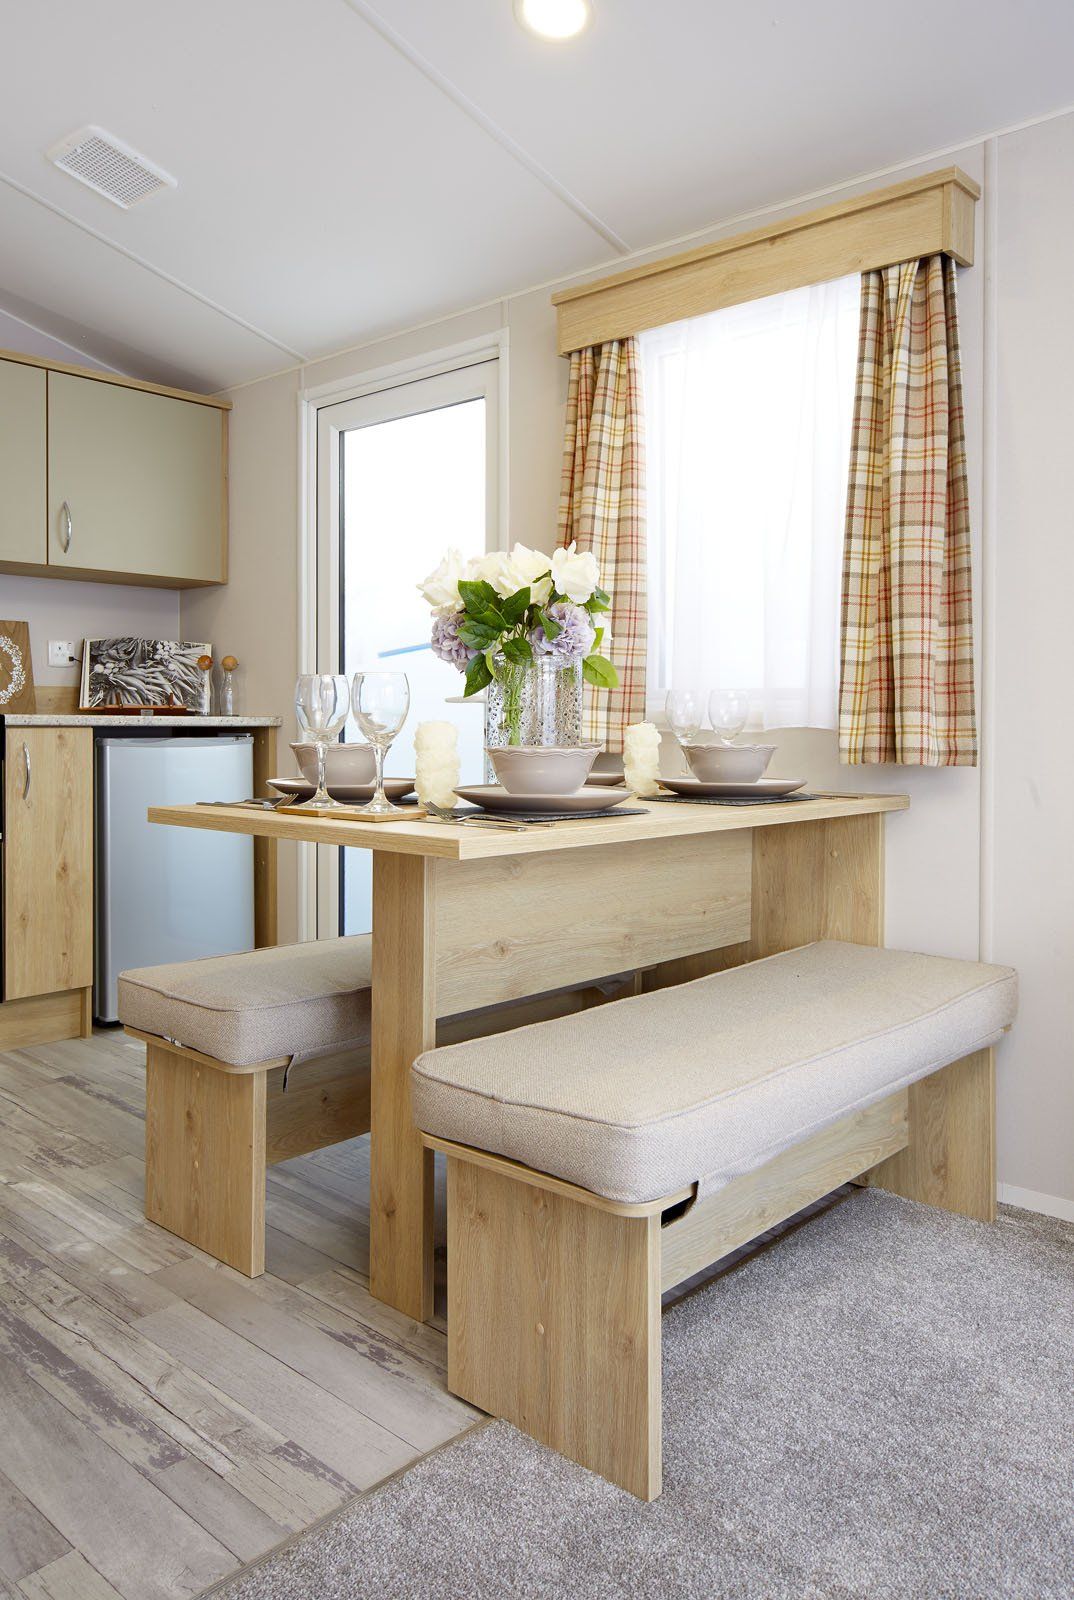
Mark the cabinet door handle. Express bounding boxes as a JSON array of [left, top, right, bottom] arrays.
[[22, 742, 31, 800], [60, 500, 72, 553]]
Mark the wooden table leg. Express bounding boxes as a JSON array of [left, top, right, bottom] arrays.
[[644, 812, 885, 989], [370, 852, 436, 1321]]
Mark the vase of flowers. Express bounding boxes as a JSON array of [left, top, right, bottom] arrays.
[[419, 542, 618, 748]]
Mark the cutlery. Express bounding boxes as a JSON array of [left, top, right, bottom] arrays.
[[423, 803, 554, 832], [197, 797, 288, 810]]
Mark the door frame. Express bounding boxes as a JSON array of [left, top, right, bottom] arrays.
[[296, 330, 509, 939]]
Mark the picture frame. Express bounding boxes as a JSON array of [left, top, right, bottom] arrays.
[[0, 621, 36, 713], [79, 638, 211, 713]]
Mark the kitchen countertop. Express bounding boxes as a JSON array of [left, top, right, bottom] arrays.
[[2, 714, 282, 728]]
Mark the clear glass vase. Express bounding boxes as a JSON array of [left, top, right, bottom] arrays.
[[484, 655, 583, 752]]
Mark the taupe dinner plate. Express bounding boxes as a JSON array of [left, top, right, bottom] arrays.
[[454, 784, 631, 815], [657, 776, 807, 799], [268, 777, 416, 802], [583, 769, 627, 786]]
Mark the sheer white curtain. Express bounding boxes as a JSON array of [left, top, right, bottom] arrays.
[[639, 273, 860, 730]]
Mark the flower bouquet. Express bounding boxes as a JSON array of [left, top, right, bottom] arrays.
[[418, 542, 618, 747]]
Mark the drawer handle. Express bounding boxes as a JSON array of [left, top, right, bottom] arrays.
[[22, 741, 30, 800], [60, 500, 72, 553]]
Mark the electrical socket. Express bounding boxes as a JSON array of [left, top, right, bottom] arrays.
[[48, 640, 79, 667]]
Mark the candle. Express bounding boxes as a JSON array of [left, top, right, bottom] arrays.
[[623, 721, 662, 796], [414, 721, 461, 808]]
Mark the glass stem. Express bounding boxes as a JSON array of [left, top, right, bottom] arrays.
[[316, 739, 329, 802], [373, 742, 386, 802]]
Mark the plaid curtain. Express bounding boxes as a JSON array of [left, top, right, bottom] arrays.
[[839, 255, 977, 766], [557, 338, 646, 750]]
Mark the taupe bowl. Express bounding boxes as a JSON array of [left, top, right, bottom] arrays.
[[291, 741, 377, 786], [683, 743, 775, 783], [487, 743, 601, 796]]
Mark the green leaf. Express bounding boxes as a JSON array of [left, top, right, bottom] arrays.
[[499, 587, 531, 626], [581, 653, 619, 689], [457, 620, 503, 650], [585, 587, 612, 613], [502, 635, 533, 665], [463, 653, 493, 697], [593, 626, 604, 652], [537, 607, 562, 640], [458, 578, 500, 615]]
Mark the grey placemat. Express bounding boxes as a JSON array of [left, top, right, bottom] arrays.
[[458, 806, 651, 822], [644, 791, 821, 806]]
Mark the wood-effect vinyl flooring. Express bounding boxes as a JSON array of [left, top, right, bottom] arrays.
[[0, 1028, 479, 1600]]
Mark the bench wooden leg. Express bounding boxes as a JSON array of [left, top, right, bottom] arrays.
[[144, 1043, 267, 1275], [446, 1154, 662, 1500], [865, 1048, 996, 1223]]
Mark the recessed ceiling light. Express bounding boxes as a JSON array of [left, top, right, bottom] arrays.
[[514, 0, 591, 41]]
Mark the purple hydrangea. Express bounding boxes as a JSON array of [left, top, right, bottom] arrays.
[[430, 610, 477, 670], [531, 602, 595, 665]]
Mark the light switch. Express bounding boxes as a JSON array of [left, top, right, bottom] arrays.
[[48, 640, 80, 667]]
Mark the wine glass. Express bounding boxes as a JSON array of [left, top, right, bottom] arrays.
[[352, 671, 411, 815], [709, 689, 750, 745], [294, 675, 351, 809], [665, 688, 703, 745]]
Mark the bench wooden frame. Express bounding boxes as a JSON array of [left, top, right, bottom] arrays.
[[126, 1028, 371, 1276], [426, 1045, 996, 1501], [126, 978, 642, 1277]]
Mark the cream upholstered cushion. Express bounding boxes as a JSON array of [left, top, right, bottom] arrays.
[[118, 935, 372, 1067], [412, 941, 1017, 1205]]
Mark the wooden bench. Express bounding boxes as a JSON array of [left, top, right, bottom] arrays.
[[119, 937, 642, 1278], [412, 940, 1018, 1501], [120, 936, 374, 1276]]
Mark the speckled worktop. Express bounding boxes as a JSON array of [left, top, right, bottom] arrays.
[[2, 714, 282, 728]]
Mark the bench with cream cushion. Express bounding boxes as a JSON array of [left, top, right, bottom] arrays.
[[412, 940, 1018, 1501], [120, 935, 373, 1276]]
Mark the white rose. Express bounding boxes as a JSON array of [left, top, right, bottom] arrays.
[[419, 548, 466, 612], [551, 541, 601, 604], [465, 550, 511, 596], [499, 543, 553, 605]]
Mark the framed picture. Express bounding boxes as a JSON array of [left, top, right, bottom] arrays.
[[80, 638, 211, 712], [0, 621, 36, 713]]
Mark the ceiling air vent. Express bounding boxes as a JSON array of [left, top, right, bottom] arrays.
[[48, 126, 177, 209]]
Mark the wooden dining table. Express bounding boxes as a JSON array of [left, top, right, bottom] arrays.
[[148, 790, 908, 1323]]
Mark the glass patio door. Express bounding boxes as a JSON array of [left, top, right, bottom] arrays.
[[315, 359, 499, 935]]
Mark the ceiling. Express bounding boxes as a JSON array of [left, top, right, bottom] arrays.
[[2, 0, 1072, 393]]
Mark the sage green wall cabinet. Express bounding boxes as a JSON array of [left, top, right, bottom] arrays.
[[0, 352, 228, 589], [0, 359, 47, 566]]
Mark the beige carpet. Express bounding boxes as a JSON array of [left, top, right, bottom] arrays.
[[209, 1190, 1074, 1600]]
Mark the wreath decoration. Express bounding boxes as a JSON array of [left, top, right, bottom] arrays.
[[0, 634, 26, 706]]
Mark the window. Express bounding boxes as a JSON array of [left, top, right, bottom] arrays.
[[314, 357, 499, 935], [639, 273, 860, 730]]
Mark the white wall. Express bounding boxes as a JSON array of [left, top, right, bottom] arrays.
[[180, 115, 1073, 1215], [0, 310, 181, 689], [990, 116, 1074, 1218]]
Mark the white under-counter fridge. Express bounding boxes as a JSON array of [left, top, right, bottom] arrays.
[[95, 733, 254, 1022]]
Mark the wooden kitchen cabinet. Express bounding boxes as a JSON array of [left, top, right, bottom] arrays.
[[0, 358, 46, 565], [47, 370, 226, 585], [3, 727, 93, 1006], [0, 351, 228, 589]]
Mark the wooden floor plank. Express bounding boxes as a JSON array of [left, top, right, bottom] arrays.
[[0, 1354, 234, 1600], [18, 1551, 125, 1600], [0, 1030, 479, 1595], [0, 1232, 347, 1529], [135, 1301, 416, 1491], [0, 1471, 70, 1588], [153, 1257, 476, 1448]]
